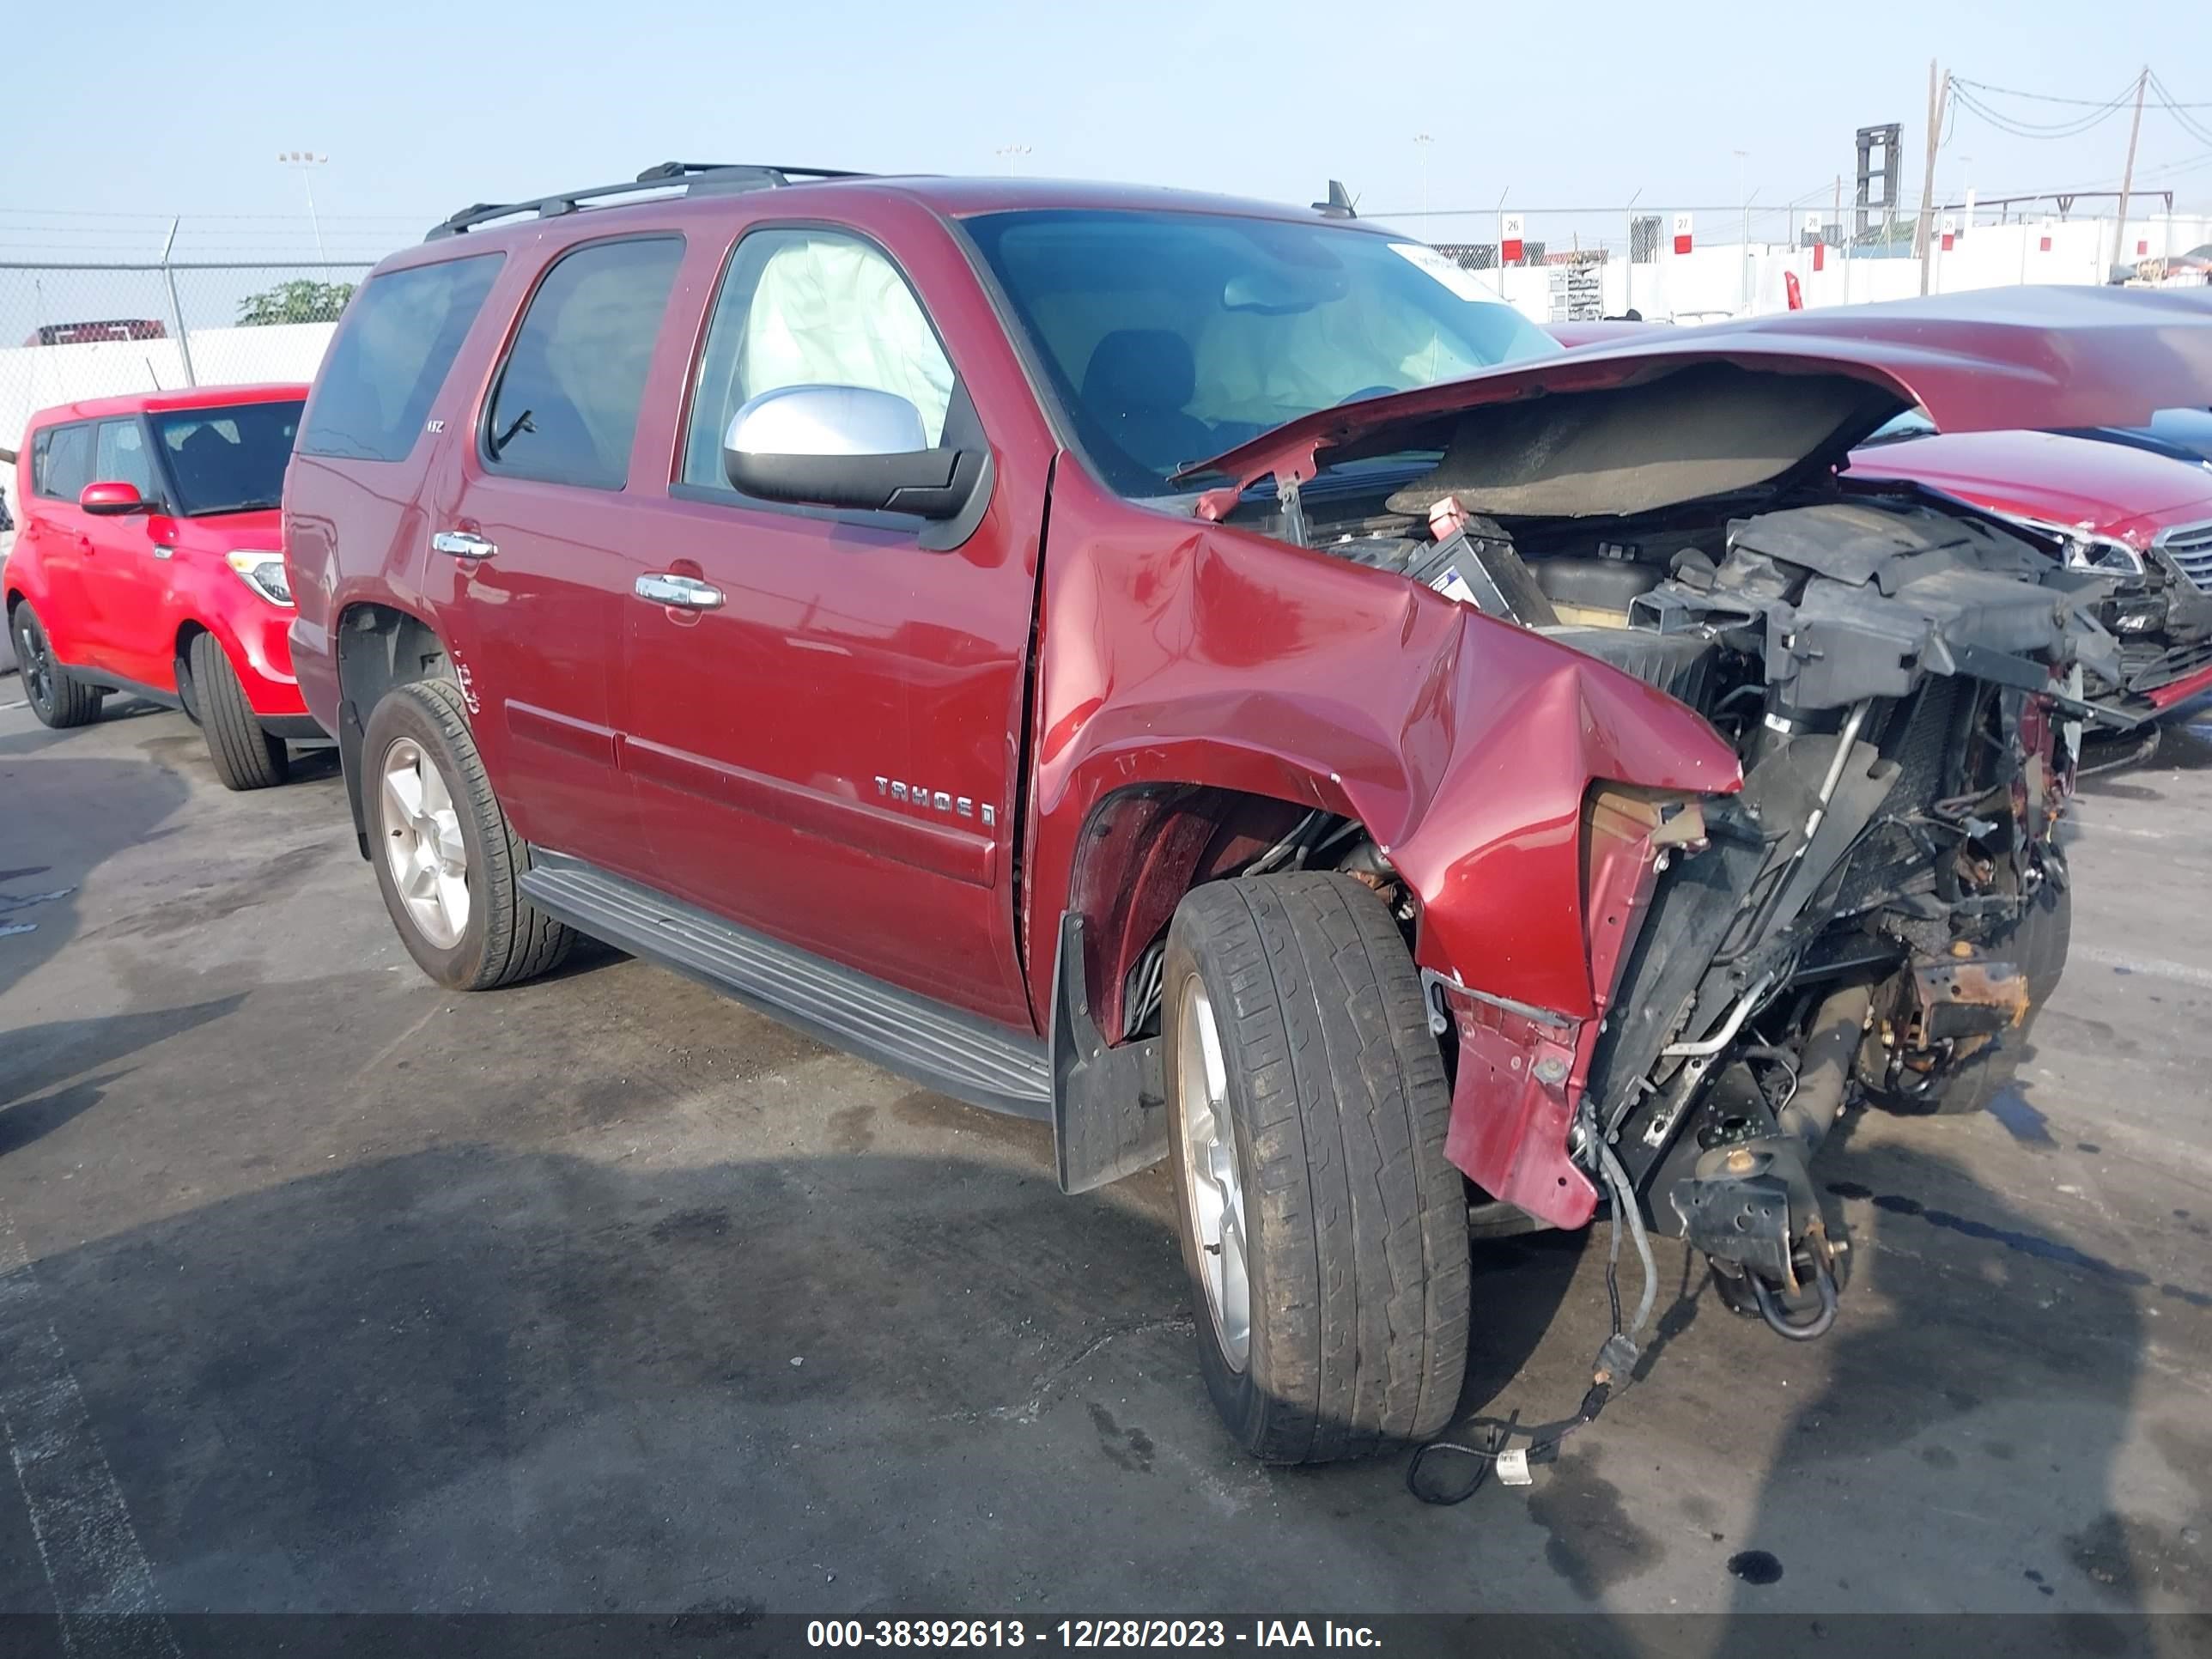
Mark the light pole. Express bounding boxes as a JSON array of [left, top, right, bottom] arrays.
[[994, 144, 1030, 177], [1414, 132, 1433, 224], [1733, 149, 1750, 313], [1624, 186, 1642, 316], [280, 151, 328, 259]]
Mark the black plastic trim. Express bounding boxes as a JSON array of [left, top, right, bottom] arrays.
[[1048, 913, 1167, 1194], [73, 672, 179, 708], [517, 852, 1053, 1121], [724, 445, 971, 517]]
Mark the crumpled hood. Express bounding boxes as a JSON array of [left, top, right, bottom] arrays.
[[1180, 285, 2212, 520], [1847, 428, 2212, 538]]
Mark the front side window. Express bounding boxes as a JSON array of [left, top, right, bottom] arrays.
[[298, 253, 502, 464], [150, 400, 305, 517], [483, 237, 685, 490], [963, 209, 1560, 495], [93, 419, 155, 497], [684, 228, 957, 489], [33, 423, 94, 501]]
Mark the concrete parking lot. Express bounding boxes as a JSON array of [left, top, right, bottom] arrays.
[[1, 688, 2208, 1627]]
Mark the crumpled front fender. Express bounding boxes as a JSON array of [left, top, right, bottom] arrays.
[[1029, 488, 1744, 1228], [1029, 484, 1742, 1031]]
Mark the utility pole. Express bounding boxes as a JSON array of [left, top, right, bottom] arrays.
[[2112, 66, 2148, 277], [1915, 60, 1945, 294], [1414, 132, 1433, 224]]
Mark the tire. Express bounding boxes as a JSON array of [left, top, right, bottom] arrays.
[[189, 630, 289, 790], [1162, 872, 1469, 1463], [1891, 881, 2073, 1116], [9, 602, 105, 728], [362, 678, 574, 991]]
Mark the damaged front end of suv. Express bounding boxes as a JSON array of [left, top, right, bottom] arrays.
[[1174, 288, 2212, 1340]]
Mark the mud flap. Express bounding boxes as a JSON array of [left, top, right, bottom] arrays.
[[1049, 914, 1167, 1194]]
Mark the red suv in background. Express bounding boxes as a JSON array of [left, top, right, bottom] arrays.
[[4, 384, 325, 789]]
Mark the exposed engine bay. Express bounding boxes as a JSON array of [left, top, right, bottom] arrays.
[[1232, 466, 2113, 1340]]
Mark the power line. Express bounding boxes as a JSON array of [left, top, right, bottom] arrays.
[[2150, 70, 2212, 149], [1954, 75, 2212, 110], [1950, 80, 2136, 140]]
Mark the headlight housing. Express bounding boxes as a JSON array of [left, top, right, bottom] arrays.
[[224, 550, 294, 606], [2060, 535, 2146, 576]]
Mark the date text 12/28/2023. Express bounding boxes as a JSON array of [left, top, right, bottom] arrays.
[[805, 1620, 1383, 1649]]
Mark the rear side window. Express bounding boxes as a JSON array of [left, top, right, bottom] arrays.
[[32, 423, 94, 500], [94, 420, 155, 496], [483, 236, 684, 490], [298, 253, 502, 463]]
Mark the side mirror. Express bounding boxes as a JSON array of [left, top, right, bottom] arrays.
[[722, 385, 984, 521], [80, 480, 150, 516]]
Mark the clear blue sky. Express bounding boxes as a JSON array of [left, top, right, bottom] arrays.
[[9, 0, 2212, 263]]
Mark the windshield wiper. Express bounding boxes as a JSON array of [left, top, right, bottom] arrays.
[[189, 499, 282, 516]]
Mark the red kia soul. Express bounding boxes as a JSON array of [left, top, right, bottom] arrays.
[[4, 384, 325, 788]]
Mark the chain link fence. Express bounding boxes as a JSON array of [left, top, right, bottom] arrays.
[[0, 260, 375, 453]]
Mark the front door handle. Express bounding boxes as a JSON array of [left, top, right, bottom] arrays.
[[431, 529, 497, 561], [635, 573, 726, 611]]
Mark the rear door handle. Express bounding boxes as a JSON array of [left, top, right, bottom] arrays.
[[635, 573, 726, 611], [432, 530, 497, 561]]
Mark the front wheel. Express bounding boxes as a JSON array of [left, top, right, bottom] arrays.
[[189, 630, 289, 790], [362, 678, 574, 991], [10, 603, 106, 729], [1164, 873, 1469, 1463]]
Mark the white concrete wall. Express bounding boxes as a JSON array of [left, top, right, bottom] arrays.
[[1486, 213, 2212, 328], [0, 321, 336, 453]]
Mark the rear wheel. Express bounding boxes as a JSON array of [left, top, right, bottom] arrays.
[[362, 678, 573, 991], [1164, 872, 1469, 1463], [9, 603, 105, 728], [189, 630, 289, 790]]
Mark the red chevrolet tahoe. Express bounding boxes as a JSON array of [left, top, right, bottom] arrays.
[[6, 384, 325, 787], [283, 163, 2212, 1462]]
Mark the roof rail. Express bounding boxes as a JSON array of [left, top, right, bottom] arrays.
[[425, 161, 872, 240]]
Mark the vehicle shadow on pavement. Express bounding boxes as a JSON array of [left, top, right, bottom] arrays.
[[1700, 1109, 2182, 1632], [2, 1000, 245, 1115], [1, 1143, 1200, 1615], [0, 1075, 118, 1159]]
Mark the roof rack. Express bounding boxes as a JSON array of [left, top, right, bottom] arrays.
[[425, 161, 872, 240]]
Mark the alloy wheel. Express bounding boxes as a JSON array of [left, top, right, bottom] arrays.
[[15, 616, 52, 716], [379, 736, 471, 949], [1176, 974, 1252, 1371]]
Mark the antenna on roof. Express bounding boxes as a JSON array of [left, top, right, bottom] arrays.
[[1312, 180, 1358, 220]]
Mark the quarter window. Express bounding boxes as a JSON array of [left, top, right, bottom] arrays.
[[483, 237, 684, 490], [684, 228, 957, 489], [298, 252, 502, 464], [33, 423, 94, 501]]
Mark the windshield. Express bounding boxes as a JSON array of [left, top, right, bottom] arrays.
[[963, 210, 1559, 495], [150, 399, 304, 516]]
